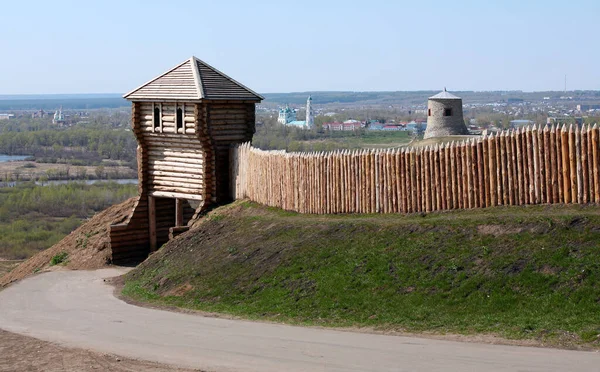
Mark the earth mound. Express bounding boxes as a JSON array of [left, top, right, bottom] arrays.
[[123, 201, 600, 349]]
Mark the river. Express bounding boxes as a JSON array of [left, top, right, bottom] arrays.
[[0, 179, 138, 188], [0, 155, 30, 162]]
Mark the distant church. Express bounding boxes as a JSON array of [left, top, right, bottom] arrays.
[[52, 107, 65, 124], [278, 95, 314, 129]]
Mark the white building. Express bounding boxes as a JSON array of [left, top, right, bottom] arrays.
[[277, 96, 315, 129], [277, 104, 296, 124], [52, 107, 65, 124]]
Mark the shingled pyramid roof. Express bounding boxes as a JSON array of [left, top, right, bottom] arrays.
[[124, 57, 264, 101], [429, 88, 461, 100]]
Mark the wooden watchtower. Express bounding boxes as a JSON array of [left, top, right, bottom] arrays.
[[110, 57, 263, 263]]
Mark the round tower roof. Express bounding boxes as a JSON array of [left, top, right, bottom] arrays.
[[429, 88, 461, 100]]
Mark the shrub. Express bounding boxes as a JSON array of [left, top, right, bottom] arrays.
[[50, 251, 68, 266]]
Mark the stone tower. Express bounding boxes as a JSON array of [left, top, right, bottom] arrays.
[[423, 88, 468, 139], [306, 95, 314, 128]]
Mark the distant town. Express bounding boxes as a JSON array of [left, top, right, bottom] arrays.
[[1, 90, 599, 137], [257, 90, 600, 135]]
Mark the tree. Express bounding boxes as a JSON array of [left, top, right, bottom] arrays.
[[95, 165, 105, 179]]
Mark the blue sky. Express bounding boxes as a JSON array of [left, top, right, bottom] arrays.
[[1, 0, 598, 94]]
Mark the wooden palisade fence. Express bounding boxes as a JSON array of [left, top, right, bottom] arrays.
[[230, 124, 600, 214]]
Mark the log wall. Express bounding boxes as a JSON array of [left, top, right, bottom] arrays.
[[110, 102, 151, 264], [139, 102, 204, 200], [231, 124, 600, 214], [206, 102, 255, 202]]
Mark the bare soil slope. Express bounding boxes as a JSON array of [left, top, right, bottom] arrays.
[[0, 197, 136, 287]]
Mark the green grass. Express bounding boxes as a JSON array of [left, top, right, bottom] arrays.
[[49, 251, 68, 266], [287, 131, 413, 152], [0, 215, 81, 260], [123, 202, 600, 348], [0, 182, 137, 260]]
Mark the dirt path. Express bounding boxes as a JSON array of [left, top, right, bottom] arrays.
[[0, 269, 598, 372], [0, 329, 202, 372]]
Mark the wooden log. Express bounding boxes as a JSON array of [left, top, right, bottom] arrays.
[[538, 125, 547, 203], [549, 125, 558, 203], [381, 150, 387, 214], [148, 170, 203, 180], [504, 132, 513, 205], [455, 143, 462, 209], [412, 149, 418, 212], [488, 135, 497, 206], [524, 126, 534, 203], [470, 139, 477, 208], [438, 145, 444, 210], [476, 139, 484, 207], [434, 144, 442, 211], [569, 124, 577, 203], [514, 129, 523, 205], [410, 149, 417, 213], [499, 132, 507, 205], [455, 142, 462, 209], [530, 125, 540, 203], [581, 124, 589, 203], [465, 141, 473, 208], [396, 150, 402, 213], [561, 125, 571, 203], [356, 151, 362, 213], [542, 125, 551, 203], [373, 150, 379, 213], [482, 136, 490, 207], [510, 130, 518, 205], [461, 142, 468, 208], [519, 127, 528, 204], [587, 124, 595, 203], [151, 179, 203, 188], [592, 124, 600, 203], [148, 196, 157, 252], [403, 149, 410, 213], [428, 146, 435, 211], [389, 150, 396, 213], [150, 191, 203, 200], [148, 165, 204, 175], [424, 147, 431, 212], [575, 125, 583, 204], [175, 199, 184, 226], [440, 144, 448, 210], [493, 133, 502, 205], [446, 143, 452, 209], [555, 125, 563, 203], [147, 148, 205, 157], [148, 155, 204, 165]]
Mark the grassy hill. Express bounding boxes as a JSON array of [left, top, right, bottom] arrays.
[[123, 201, 600, 349]]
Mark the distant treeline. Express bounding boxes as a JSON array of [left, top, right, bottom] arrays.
[[0, 97, 128, 110], [0, 128, 137, 166], [0, 182, 136, 220], [262, 91, 600, 106]]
